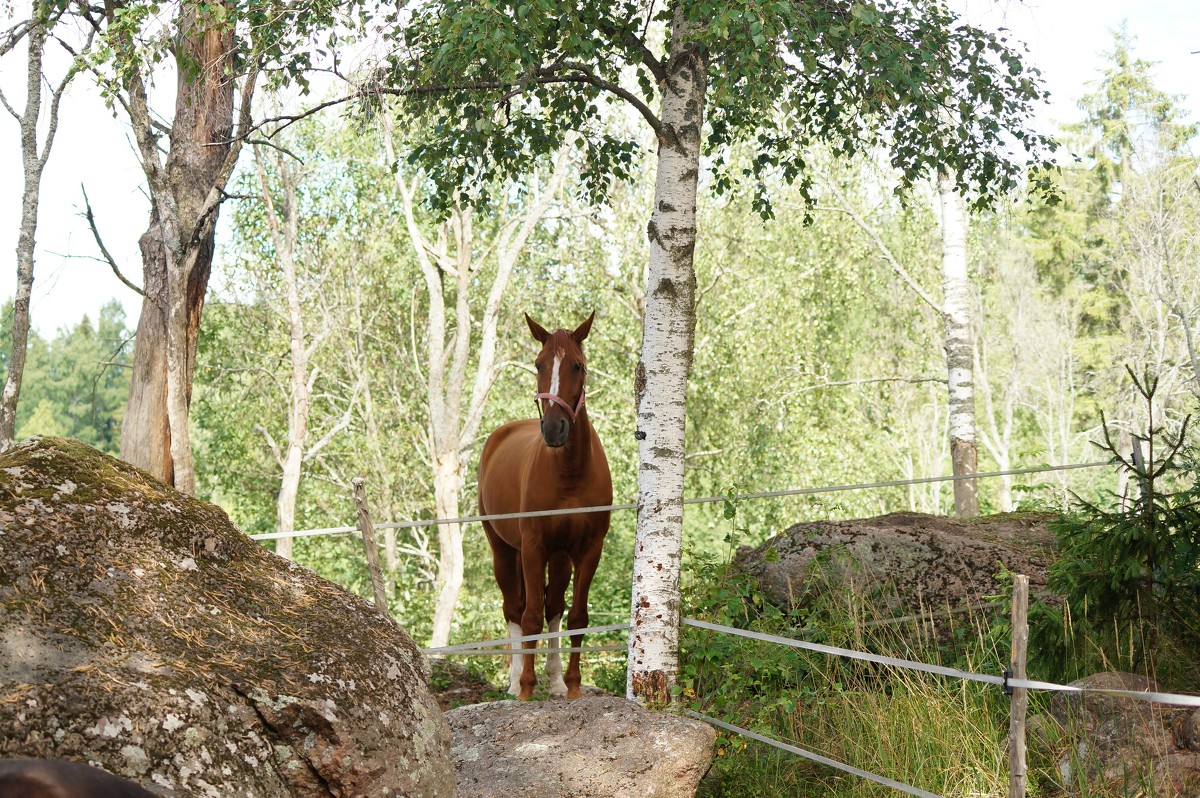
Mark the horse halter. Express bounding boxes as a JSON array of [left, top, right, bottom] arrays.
[[535, 371, 587, 421]]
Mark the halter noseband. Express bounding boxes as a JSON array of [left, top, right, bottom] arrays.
[[535, 372, 586, 421]]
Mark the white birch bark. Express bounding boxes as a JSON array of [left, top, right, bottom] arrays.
[[937, 170, 978, 518], [626, 8, 707, 707], [384, 124, 569, 647], [0, 20, 47, 450], [255, 147, 304, 560], [0, 15, 84, 449]]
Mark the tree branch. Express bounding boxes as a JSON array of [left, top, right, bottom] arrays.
[[80, 184, 144, 296], [256, 423, 284, 469], [817, 175, 943, 315]]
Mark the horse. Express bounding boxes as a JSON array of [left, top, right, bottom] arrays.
[[0, 759, 160, 798], [477, 311, 612, 700]]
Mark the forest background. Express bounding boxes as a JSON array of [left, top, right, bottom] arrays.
[[1, 8, 1198, 654]]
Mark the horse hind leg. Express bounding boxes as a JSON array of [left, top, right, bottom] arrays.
[[544, 550, 572, 698]]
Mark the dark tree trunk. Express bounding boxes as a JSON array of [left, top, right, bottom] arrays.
[[119, 21, 233, 488]]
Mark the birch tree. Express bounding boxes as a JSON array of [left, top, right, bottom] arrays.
[[383, 125, 570, 647], [249, 144, 357, 560], [0, 7, 91, 449], [937, 172, 978, 517], [381, 0, 1055, 704], [821, 172, 980, 516]]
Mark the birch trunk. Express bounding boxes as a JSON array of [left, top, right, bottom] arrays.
[[386, 126, 568, 647], [626, 10, 707, 707], [254, 148, 307, 560], [1, 20, 47, 450], [938, 171, 978, 519], [1, 16, 80, 449], [429, 454, 464, 645]]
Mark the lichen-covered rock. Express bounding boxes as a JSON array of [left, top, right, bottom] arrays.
[[734, 511, 1055, 622], [447, 696, 714, 798], [1038, 672, 1200, 796], [0, 437, 455, 797]]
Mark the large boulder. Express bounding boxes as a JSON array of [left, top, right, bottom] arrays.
[[447, 696, 714, 798], [734, 511, 1055, 622], [1035, 672, 1200, 796], [0, 437, 455, 797]]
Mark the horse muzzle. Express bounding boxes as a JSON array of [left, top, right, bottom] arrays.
[[540, 416, 570, 448]]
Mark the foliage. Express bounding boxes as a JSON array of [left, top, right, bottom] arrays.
[[0, 301, 132, 454], [382, 0, 1057, 217], [1046, 369, 1200, 678]]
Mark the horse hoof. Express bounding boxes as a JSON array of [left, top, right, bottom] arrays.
[[518, 688, 535, 701], [566, 687, 583, 700], [548, 682, 568, 699]]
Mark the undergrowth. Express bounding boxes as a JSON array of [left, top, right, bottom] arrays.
[[680, 443, 1200, 798]]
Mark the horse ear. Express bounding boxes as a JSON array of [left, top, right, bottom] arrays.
[[526, 313, 550, 344], [570, 311, 595, 344]]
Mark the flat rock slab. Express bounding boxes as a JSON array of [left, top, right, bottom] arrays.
[[447, 696, 715, 798]]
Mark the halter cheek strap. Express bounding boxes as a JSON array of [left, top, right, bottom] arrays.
[[535, 374, 586, 421]]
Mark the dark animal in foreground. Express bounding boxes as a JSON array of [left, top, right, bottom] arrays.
[[0, 759, 159, 798]]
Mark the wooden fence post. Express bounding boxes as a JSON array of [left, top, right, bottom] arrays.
[[1008, 574, 1029, 798], [352, 478, 393, 622]]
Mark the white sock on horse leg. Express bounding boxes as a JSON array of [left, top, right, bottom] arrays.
[[507, 621, 525, 696], [546, 614, 567, 697]]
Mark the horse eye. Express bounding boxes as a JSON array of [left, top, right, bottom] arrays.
[[573, 363, 582, 373]]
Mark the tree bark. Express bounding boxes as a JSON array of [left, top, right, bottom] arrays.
[[387, 126, 568, 648], [1, 14, 79, 449], [938, 170, 978, 519], [1, 20, 47, 451], [254, 147, 306, 560], [119, 13, 243, 492], [626, 8, 707, 707]]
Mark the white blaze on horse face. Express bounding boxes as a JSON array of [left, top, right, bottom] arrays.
[[548, 351, 563, 398], [546, 614, 567, 698], [507, 621, 524, 696]]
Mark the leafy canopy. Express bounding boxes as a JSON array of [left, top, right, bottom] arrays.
[[380, 0, 1057, 216]]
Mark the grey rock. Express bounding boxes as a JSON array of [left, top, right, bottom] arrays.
[[734, 511, 1055, 623], [0, 437, 455, 797], [447, 696, 714, 798], [1042, 672, 1200, 796]]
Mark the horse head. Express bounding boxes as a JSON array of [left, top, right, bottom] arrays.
[[527, 311, 594, 448]]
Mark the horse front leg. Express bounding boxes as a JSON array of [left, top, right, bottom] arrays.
[[545, 550, 572, 698], [566, 538, 605, 699], [518, 542, 548, 700]]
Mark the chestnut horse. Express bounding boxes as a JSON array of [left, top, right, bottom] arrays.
[[478, 312, 612, 700]]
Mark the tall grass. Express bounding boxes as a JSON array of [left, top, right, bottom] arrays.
[[684, 559, 1196, 798]]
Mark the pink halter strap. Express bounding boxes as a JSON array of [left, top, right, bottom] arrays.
[[535, 374, 586, 421]]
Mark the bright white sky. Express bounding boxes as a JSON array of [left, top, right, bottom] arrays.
[[0, 1, 1197, 336]]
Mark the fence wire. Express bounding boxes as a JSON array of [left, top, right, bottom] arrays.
[[250, 461, 1108, 541]]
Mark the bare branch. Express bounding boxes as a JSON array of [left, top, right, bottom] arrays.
[[80, 184, 144, 295], [256, 423, 285, 469], [817, 175, 943, 315]]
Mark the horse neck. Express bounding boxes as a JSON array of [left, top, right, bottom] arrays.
[[558, 408, 598, 472]]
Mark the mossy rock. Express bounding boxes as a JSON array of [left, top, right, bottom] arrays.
[[0, 437, 454, 797], [734, 510, 1058, 627]]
